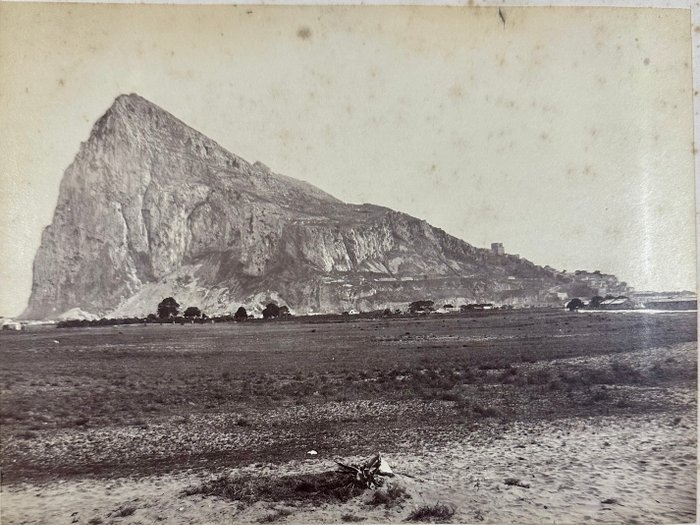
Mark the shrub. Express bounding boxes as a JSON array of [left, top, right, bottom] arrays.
[[114, 505, 136, 517], [406, 503, 456, 522], [436, 390, 462, 402], [341, 514, 365, 522], [185, 471, 364, 504], [526, 368, 553, 386], [471, 404, 501, 418], [183, 306, 203, 319], [454, 397, 501, 418], [504, 478, 530, 488], [257, 509, 293, 522], [498, 367, 518, 383]]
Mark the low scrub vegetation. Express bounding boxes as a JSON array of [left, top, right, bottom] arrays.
[[340, 513, 366, 522], [185, 471, 364, 504], [257, 508, 293, 523], [406, 503, 456, 522], [112, 505, 136, 518]]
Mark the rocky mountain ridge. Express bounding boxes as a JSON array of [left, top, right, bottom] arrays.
[[22, 94, 630, 319]]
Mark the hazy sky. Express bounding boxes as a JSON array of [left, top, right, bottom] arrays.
[[0, 4, 696, 317]]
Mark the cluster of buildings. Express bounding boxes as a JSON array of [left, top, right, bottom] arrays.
[[1, 318, 23, 331], [567, 294, 697, 311]]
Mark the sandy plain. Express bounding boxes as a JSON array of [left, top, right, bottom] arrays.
[[1, 310, 696, 524]]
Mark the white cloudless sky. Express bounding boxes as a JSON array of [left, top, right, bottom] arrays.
[[0, 3, 696, 317]]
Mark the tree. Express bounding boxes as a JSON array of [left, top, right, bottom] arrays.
[[262, 303, 280, 319], [157, 297, 180, 319], [589, 296, 605, 309], [566, 298, 584, 311], [408, 300, 434, 313], [234, 306, 248, 321], [279, 305, 291, 317], [183, 306, 202, 319]]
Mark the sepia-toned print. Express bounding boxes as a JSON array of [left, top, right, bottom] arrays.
[[0, 4, 696, 524]]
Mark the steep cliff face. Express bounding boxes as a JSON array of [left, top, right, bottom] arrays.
[[23, 94, 628, 319]]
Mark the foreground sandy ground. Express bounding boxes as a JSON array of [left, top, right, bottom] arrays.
[[3, 410, 696, 525]]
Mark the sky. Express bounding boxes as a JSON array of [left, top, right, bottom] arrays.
[[0, 4, 696, 317]]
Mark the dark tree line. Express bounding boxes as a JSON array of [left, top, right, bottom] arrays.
[[566, 294, 628, 311], [408, 300, 434, 313], [262, 303, 290, 319], [154, 298, 291, 321]]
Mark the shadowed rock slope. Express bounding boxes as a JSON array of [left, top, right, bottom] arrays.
[[23, 94, 628, 319]]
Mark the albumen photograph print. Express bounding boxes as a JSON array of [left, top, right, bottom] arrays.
[[0, 4, 697, 524]]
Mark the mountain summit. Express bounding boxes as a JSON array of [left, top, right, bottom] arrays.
[[23, 94, 627, 319]]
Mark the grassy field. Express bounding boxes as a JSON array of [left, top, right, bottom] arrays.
[[1, 309, 696, 485]]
